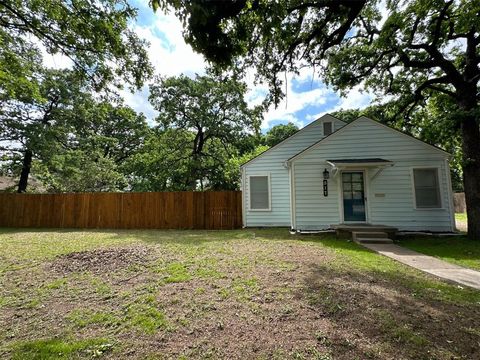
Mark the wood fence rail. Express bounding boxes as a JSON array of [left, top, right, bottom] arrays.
[[0, 191, 242, 230]]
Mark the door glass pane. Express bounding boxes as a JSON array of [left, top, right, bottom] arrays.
[[342, 173, 351, 182], [352, 173, 363, 182], [352, 183, 363, 191], [343, 191, 352, 200], [352, 191, 363, 200], [352, 204, 365, 214]]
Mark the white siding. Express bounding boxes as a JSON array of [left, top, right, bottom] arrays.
[[292, 117, 454, 231], [293, 163, 341, 229], [243, 115, 345, 227]]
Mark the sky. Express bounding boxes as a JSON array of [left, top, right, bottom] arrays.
[[44, 0, 375, 132]]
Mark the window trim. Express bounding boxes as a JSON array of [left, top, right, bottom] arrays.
[[410, 166, 443, 210], [323, 121, 333, 136], [248, 173, 272, 212]]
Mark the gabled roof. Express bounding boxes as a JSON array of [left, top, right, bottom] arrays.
[[288, 116, 450, 162], [240, 114, 346, 168]]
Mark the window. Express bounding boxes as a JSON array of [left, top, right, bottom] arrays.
[[323, 121, 333, 136], [249, 175, 270, 210], [412, 168, 441, 208]]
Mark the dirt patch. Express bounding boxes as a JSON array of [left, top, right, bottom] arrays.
[[48, 246, 152, 274]]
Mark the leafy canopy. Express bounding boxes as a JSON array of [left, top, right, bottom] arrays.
[[1, 0, 153, 94], [263, 122, 299, 147], [0, 68, 150, 192], [142, 72, 263, 190]]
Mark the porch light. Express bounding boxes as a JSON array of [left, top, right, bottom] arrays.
[[323, 168, 330, 180]]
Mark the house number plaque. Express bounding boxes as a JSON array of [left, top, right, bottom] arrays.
[[323, 179, 328, 197]]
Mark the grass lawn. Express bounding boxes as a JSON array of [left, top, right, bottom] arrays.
[[1, 229, 479, 359], [400, 213, 480, 271], [400, 235, 480, 271]]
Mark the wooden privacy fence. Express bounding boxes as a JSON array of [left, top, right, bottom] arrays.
[[0, 191, 242, 230]]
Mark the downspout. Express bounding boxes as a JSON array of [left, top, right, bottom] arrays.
[[241, 166, 246, 228], [445, 158, 456, 232], [286, 160, 296, 231]]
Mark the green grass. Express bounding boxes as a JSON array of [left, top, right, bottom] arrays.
[[11, 337, 113, 360], [456, 213, 467, 222], [400, 235, 480, 271], [67, 309, 120, 329]]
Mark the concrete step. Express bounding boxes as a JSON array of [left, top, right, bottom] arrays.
[[352, 231, 388, 241], [355, 237, 393, 244]]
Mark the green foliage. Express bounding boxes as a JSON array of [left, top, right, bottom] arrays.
[[263, 122, 299, 147], [0, 69, 150, 192], [223, 145, 269, 190], [130, 72, 263, 191], [0, 30, 43, 103], [1, 0, 152, 91]]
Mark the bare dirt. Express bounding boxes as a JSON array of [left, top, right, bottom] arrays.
[[48, 246, 152, 274]]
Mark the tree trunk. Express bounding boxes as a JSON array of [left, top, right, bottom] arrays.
[[17, 149, 33, 193], [459, 108, 480, 239]]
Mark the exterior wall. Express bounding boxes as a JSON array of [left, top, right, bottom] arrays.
[[293, 163, 341, 229], [292, 117, 454, 232], [242, 115, 345, 227]]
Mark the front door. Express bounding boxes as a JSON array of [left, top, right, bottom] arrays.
[[342, 172, 366, 222]]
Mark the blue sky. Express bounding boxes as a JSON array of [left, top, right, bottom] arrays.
[[49, 0, 375, 132]]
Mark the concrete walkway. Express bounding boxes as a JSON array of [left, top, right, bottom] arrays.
[[362, 243, 480, 290]]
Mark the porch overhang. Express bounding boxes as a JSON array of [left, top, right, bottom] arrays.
[[326, 158, 394, 180]]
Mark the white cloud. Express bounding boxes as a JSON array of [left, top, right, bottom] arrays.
[[245, 69, 338, 130], [133, 13, 206, 77], [119, 11, 208, 121], [306, 85, 375, 121], [120, 85, 158, 125], [261, 85, 331, 130]]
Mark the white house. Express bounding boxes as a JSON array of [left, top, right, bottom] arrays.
[[241, 114, 455, 232]]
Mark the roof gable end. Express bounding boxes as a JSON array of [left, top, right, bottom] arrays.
[[240, 113, 346, 168], [288, 116, 450, 162]]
